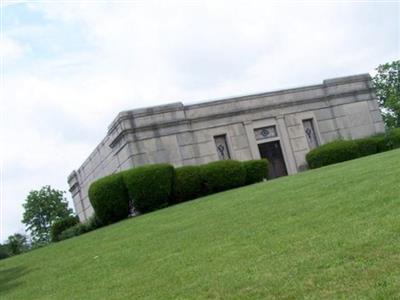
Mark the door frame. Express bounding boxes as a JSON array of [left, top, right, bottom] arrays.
[[243, 118, 291, 174], [257, 140, 288, 178]]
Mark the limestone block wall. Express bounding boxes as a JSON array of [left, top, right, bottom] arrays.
[[68, 135, 134, 220], [68, 73, 385, 221]]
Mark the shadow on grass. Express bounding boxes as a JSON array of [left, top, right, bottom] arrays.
[[0, 266, 30, 297]]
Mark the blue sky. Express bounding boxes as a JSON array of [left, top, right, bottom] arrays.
[[1, 0, 399, 242]]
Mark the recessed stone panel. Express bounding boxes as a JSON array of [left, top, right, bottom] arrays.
[[335, 116, 348, 130], [370, 110, 384, 123], [344, 102, 372, 128], [374, 122, 385, 134], [350, 125, 375, 139], [192, 131, 212, 144], [177, 132, 195, 146], [233, 148, 253, 161], [320, 131, 340, 143], [132, 153, 149, 166], [293, 150, 308, 168], [197, 155, 217, 164], [116, 144, 132, 165], [318, 119, 336, 133], [103, 157, 119, 175], [182, 158, 198, 166], [287, 125, 304, 139], [230, 123, 246, 136], [284, 115, 300, 127], [231, 135, 249, 150], [197, 141, 216, 157], [118, 158, 133, 171], [314, 108, 333, 121], [291, 137, 309, 152], [179, 145, 197, 160]]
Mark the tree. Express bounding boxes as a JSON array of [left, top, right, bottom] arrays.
[[6, 233, 29, 255], [22, 186, 73, 245], [0, 243, 10, 260], [372, 60, 400, 128]]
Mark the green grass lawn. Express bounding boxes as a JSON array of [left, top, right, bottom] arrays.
[[1, 150, 400, 299]]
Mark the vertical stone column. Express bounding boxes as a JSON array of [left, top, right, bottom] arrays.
[[68, 171, 86, 221], [276, 116, 297, 175], [243, 121, 261, 159], [322, 81, 343, 139]]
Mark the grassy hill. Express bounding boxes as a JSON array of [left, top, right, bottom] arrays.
[[1, 150, 400, 299]]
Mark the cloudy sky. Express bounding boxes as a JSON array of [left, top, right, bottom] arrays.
[[0, 0, 399, 242]]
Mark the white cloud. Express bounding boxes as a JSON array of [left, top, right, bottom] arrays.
[[1, 1, 399, 241], [0, 35, 29, 61], [1, 0, 29, 8]]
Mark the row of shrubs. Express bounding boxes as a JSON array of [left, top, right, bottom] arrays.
[[52, 159, 269, 241], [306, 128, 400, 169], [90, 159, 268, 223], [51, 215, 104, 242]]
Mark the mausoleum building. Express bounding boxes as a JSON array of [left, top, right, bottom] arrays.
[[68, 73, 385, 221]]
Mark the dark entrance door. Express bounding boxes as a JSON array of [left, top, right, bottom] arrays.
[[258, 141, 288, 179]]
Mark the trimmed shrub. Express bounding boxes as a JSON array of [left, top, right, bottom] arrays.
[[88, 173, 130, 224], [173, 165, 204, 203], [242, 159, 269, 185], [307, 129, 400, 169], [306, 140, 360, 169], [123, 164, 175, 213], [57, 215, 104, 241], [51, 215, 79, 242], [58, 223, 86, 241], [372, 129, 400, 152], [374, 133, 389, 152], [84, 214, 104, 232], [0, 244, 10, 260], [372, 134, 389, 152], [356, 137, 379, 157], [201, 160, 246, 194], [386, 127, 400, 149]]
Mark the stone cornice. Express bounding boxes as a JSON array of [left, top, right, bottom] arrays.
[[107, 87, 374, 149], [107, 102, 184, 135]]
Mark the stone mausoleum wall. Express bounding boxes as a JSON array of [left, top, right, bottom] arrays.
[[68, 74, 385, 221]]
